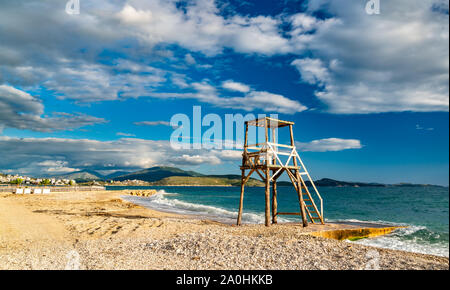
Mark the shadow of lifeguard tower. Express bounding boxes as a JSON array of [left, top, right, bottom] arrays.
[[237, 117, 324, 227]]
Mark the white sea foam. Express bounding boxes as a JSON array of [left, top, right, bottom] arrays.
[[122, 190, 286, 224], [122, 192, 449, 257], [331, 218, 449, 257], [353, 227, 449, 258]]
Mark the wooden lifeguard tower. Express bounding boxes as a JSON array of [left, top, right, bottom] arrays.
[[236, 117, 324, 227]]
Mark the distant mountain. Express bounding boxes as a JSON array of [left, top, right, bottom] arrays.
[[390, 182, 444, 188], [277, 178, 441, 187], [310, 178, 386, 187], [104, 171, 132, 180], [207, 174, 264, 186], [112, 166, 204, 182], [151, 176, 264, 187], [63, 166, 443, 187], [53, 170, 103, 182]]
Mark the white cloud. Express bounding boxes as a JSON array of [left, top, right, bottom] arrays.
[[416, 124, 434, 131], [174, 154, 221, 165], [291, 58, 329, 85], [291, 0, 449, 114], [0, 57, 168, 103], [0, 85, 106, 132], [214, 149, 242, 160], [222, 80, 251, 93], [146, 80, 307, 114], [134, 121, 172, 127], [234, 91, 307, 114], [0, 0, 446, 115], [290, 13, 321, 33], [296, 138, 362, 152], [0, 136, 241, 176], [0, 0, 301, 114], [36, 160, 79, 174], [178, 53, 213, 70], [115, 1, 291, 55], [116, 132, 136, 137], [184, 53, 196, 65], [193, 80, 307, 114], [117, 4, 153, 24], [171, 73, 190, 88], [45, 61, 167, 102]]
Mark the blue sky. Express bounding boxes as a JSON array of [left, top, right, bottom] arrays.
[[0, 0, 448, 185]]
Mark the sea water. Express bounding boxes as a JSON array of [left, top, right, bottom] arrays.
[[110, 185, 449, 257]]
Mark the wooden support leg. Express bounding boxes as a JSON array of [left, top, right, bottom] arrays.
[[272, 180, 278, 224], [265, 167, 271, 227], [237, 169, 245, 226], [296, 172, 308, 227]]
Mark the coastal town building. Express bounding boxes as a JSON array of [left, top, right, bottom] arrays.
[[0, 173, 75, 186]]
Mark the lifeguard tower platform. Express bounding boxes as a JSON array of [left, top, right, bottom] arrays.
[[237, 117, 324, 227]]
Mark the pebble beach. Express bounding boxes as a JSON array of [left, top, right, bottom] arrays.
[[0, 190, 447, 270]]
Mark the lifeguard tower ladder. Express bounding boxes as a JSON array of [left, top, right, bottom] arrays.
[[236, 117, 324, 227]]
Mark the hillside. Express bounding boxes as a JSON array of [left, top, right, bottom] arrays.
[[54, 170, 103, 182], [55, 167, 443, 187], [277, 178, 387, 187], [151, 176, 264, 187], [277, 178, 439, 187], [112, 167, 264, 186], [104, 171, 132, 180], [112, 166, 203, 182]]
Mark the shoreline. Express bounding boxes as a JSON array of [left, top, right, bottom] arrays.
[[108, 184, 236, 187], [120, 189, 449, 258], [0, 190, 448, 270]]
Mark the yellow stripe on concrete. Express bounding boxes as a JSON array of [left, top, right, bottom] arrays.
[[307, 226, 406, 241]]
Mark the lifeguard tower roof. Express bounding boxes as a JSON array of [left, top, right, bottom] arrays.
[[246, 117, 294, 128]]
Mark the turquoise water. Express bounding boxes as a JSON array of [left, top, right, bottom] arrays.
[[109, 186, 449, 257]]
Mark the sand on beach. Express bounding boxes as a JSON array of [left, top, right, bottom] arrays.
[[0, 190, 448, 270]]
